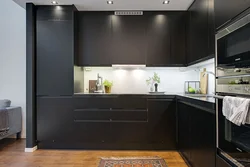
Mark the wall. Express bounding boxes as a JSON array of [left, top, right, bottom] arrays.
[[74, 58, 215, 94], [0, 0, 26, 138], [190, 58, 215, 94]]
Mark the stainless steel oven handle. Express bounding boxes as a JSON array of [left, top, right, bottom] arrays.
[[214, 95, 225, 99]]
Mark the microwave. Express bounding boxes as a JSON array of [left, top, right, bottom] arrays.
[[217, 13, 250, 69]]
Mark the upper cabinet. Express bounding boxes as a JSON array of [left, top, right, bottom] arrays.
[[187, 0, 215, 65], [169, 12, 187, 66], [146, 13, 171, 66], [76, 12, 187, 67], [36, 6, 76, 96], [111, 15, 147, 64], [215, 0, 250, 31], [76, 12, 113, 66], [146, 12, 187, 66]]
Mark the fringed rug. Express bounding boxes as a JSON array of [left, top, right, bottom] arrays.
[[98, 157, 168, 167]]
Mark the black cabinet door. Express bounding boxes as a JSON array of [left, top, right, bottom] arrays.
[[36, 7, 74, 96], [147, 99, 176, 149], [146, 13, 171, 66], [215, 0, 250, 30], [187, 0, 209, 64], [177, 101, 191, 161], [111, 15, 147, 64], [37, 97, 74, 144], [190, 106, 216, 167], [77, 12, 113, 66], [169, 12, 187, 66]]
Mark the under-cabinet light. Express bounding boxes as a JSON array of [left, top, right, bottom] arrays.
[[163, 0, 170, 4], [107, 1, 114, 4], [51, 1, 58, 5]]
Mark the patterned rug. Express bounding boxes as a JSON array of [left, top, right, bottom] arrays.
[[98, 157, 168, 167]]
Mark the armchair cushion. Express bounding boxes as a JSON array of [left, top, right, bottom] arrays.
[[0, 99, 11, 108]]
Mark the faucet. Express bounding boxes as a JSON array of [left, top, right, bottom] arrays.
[[203, 71, 215, 77], [95, 73, 103, 93]]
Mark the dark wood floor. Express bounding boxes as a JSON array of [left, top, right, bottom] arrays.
[[0, 139, 188, 167]]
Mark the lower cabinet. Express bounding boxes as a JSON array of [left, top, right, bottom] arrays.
[[177, 100, 216, 167], [147, 98, 176, 149], [37, 96, 177, 149], [37, 97, 74, 145]]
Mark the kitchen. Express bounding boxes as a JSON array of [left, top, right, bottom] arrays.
[[14, 0, 250, 167]]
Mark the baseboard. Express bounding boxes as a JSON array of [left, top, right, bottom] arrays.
[[25, 145, 37, 152]]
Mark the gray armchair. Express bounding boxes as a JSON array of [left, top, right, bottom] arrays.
[[0, 100, 22, 140]]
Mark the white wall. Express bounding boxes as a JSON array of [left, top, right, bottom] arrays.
[[75, 67, 199, 94], [75, 59, 215, 94], [0, 0, 26, 138]]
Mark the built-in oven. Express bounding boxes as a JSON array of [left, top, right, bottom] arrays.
[[216, 11, 250, 167], [217, 12, 250, 69], [216, 93, 250, 167]]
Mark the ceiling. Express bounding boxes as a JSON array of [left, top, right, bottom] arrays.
[[13, 0, 194, 11]]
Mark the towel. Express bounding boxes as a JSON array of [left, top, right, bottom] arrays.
[[222, 96, 250, 126]]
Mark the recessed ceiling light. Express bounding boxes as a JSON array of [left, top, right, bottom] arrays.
[[163, 0, 170, 4], [51, 1, 58, 5], [107, 1, 113, 4]]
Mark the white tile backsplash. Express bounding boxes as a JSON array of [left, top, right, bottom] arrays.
[[74, 58, 215, 94]]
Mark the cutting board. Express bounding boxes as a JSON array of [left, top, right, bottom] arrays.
[[89, 80, 97, 93], [200, 68, 208, 94]]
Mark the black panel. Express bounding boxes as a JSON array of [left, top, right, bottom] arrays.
[[37, 97, 74, 143], [111, 15, 147, 64], [146, 12, 171, 66], [77, 12, 113, 66], [36, 6, 74, 96], [147, 99, 176, 149], [111, 122, 148, 143], [187, 0, 215, 65], [26, 3, 37, 148], [36, 6, 73, 21], [215, 0, 250, 30], [169, 12, 187, 65], [177, 100, 216, 167]]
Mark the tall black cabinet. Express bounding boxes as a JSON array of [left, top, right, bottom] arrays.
[[36, 6, 76, 96], [187, 0, 215, 65]]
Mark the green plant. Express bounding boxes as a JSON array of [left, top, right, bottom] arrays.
[[103, 79, 113, 88], [152, 72, 160, 84], [146, 72, 161, 85]]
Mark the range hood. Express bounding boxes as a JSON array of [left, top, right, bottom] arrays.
[[112, 64, 146, 69]]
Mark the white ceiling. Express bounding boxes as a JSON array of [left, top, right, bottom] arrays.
[[13, 0, 194, 11]]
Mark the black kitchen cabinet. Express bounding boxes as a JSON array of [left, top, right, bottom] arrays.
[[77, 12, 113, 66], [111, 15, 147, 64], [37, 97, 74, 146], [187, 0, 215, 65], [178, 101, 191, 160], [169, 12, 187, 66], [177, 100, 216, 167], [146, 13, 171, 66], [147, 98, 176, 149], [36, 6, 75, 96], [215, 0, 250, 30]]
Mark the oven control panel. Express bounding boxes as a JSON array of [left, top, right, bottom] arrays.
[[216, 85, 250, 95]]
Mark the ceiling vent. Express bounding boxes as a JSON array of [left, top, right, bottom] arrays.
[[114, 11, 143, 15]]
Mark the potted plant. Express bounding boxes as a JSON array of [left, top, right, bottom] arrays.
[[103, 79, 113, 93], [146, 72, 161, 92]]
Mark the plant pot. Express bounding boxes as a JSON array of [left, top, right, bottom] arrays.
[[104, 86, 111, 93]]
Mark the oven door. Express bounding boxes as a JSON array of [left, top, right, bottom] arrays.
[[217, 96, 250, 166], [217, 13, 250, 68]]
